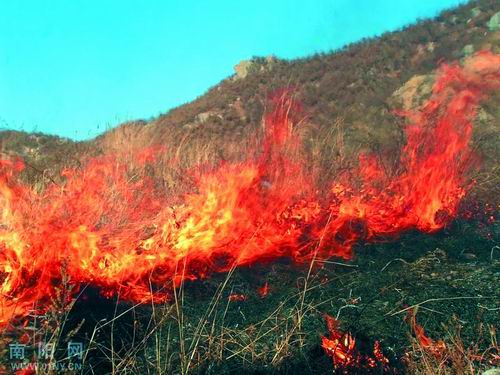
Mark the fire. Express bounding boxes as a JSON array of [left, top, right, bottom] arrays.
[[0, 52, 499, 327], [407, 309, 447, 358], [228, 294, 247, 302], [321, 314, 390, 371], [257, 282, 270, 298], [321, 314, 357, 367]]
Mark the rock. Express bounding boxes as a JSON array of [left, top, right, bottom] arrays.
[[233, 55, 277, 80], [182, 122, 198, 130], [487, 11, 500, 31], [195, 111, 215, 123], [477, 108, 493, 123], [234, 60, 254, 79], [462, 44, 475, 56], [389, 74, 434, 110], [471, 7, 481, 18]]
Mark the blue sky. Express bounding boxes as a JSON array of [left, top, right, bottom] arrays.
[[0, 0, 465, 140]]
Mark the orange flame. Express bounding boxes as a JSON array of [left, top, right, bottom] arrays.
[[257, 282, 270, 298], [0, 52, 499, 327], [321, 314, 391, 370], [321, 314, 357, 367], [407, 309, 447, 358]]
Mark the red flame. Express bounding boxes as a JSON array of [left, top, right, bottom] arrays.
[[373, 340, 389, 367], [257, 282, 270, 298], [321, 314, 390, 370], [407, 309, 447, 358], [0, 52, 499, 327], [228, 293, 247, 302], [321, 314, 357, 367]]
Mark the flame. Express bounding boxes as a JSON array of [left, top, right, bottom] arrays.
[[321, 314, 357, 367], [228, 294, 247, 302], [321, 314, 390, 370], [373, 340, 389, 367], [0, 52, 499, 327], [257, 282, 270, 298], [407, 309, 447, 358]]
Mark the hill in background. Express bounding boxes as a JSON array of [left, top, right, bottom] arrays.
[[1, 0, 499, 202]]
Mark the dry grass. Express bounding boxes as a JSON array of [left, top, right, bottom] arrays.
[[404, 320, 499, 374]]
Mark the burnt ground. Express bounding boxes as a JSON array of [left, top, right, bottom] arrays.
[[46, 219, 498, 374], [1, 219, 496, 374]]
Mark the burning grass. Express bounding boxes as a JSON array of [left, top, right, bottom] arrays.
[[0, 52, 499, 373], [0, 222, 498, 373]]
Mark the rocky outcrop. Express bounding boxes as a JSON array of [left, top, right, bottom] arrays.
[[234, 60, 254, 79], [389, 74, 434, 110], [233, 55, 277, 79], [487, 11, 500, 31], [462, 44, 475, 56]]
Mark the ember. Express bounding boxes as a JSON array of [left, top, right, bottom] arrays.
[[257, 282, 270, 298], [321, 314, 357, 367], [321, 314, 391, 371], [228, 294, 247, 302], [0, 52, 499, 327]]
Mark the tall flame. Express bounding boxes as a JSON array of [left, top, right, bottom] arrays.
[[0, 52, 499, 327]]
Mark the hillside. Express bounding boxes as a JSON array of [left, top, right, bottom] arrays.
[[2, 0, 499, 196]]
